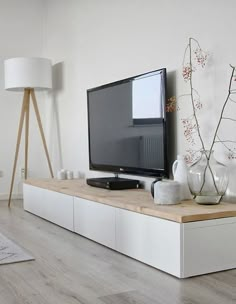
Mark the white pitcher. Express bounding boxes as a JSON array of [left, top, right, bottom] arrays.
[[172, 155, 192, 200]]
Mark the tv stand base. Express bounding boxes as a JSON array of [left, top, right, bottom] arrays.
[[23, 179, 236, 278], [86, 177, 140, 190]]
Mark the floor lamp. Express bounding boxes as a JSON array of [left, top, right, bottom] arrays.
[[4, 57, 54, 207]]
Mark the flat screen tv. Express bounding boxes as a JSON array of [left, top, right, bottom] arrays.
[[87, 68, 169, 183]]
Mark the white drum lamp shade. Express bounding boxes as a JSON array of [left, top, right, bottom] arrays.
[[5, 57, 54, 207], [4, 57, 52, 91]]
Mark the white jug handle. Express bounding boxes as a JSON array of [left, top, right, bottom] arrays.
[[172, 160, 178, 177]]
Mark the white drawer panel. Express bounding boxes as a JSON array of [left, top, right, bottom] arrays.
[[74, 197, 116, 249], [24, 184, 45, 218], [116, 208, 182, 277], [23, 184, 74, 231], [183, 219, 236, 277]]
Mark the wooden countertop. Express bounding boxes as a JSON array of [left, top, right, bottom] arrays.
[[24, 178, 236, 223]]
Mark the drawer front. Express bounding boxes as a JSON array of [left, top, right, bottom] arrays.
[[74, 197, 116, 249], [116, 208, 182, 277], [24, 184, 45, 218], [183, 219, 236, 277], [23, 184, 74, 231]]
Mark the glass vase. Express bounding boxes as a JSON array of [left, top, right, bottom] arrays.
[[187, 150, 229, 204]]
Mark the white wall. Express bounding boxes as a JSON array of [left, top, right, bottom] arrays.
[[1, 0, 236, 200], [43, 0, 236, 199], [0, 0, 49, 199], [44, 0, 185, 183]]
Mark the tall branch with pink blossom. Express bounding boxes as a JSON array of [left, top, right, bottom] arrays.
[[167, 37, 236, 201]]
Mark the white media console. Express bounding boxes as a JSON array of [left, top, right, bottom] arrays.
[[23, 179, 236, 278]]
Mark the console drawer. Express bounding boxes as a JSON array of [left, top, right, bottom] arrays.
[[74, 197, 116, 249]]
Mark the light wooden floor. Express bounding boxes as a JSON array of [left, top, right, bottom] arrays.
[[0, 200, 235, 304]]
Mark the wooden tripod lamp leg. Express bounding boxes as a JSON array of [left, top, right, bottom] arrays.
[[24, 94, 30, 179], [30, 89, 54, 178], [8, 89, 30, 207]]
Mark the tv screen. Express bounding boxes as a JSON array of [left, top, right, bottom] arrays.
[[87, 68, 168, 178]]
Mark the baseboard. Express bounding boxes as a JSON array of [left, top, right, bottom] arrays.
[[0, 193, 23, 201]]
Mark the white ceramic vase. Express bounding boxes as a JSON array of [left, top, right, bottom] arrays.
[[172, 155, 192, 200]]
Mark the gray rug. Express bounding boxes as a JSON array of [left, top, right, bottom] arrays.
[[0, 232, 34, 265]]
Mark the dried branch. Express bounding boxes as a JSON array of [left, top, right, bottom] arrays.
[[215, 140, 236, 144], [222, 117, 236, 122], [229, 97, 236, 103], [182, 38, 219, 195], [175, 38, 236, 200], [210, 65, 235, 150], [188, 38, 206, 151], [216, 135, 236, 159]]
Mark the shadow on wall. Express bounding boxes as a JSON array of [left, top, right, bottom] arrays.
[[48, 62, 64, 171], [166, 70, 177, 178]]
